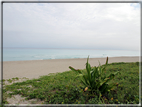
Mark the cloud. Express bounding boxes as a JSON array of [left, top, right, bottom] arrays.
[[3, 3, 140, 51]]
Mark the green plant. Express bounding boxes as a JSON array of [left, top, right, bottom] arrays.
[[7, 79, 12, 83], [69, 56, 120, 96]]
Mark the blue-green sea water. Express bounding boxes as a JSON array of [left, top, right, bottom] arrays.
[[3, 48, 140, 61]]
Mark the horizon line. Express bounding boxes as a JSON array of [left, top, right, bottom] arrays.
[[3, 47, 139, 51]]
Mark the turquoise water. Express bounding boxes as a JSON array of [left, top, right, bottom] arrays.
[[3, 48, 140, 61]]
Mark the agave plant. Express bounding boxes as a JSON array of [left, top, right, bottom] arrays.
[[69, 56, 120, 95]]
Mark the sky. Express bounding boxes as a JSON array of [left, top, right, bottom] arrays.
[[3, 2, 140, 51]]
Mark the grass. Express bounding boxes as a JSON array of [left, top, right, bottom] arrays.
[[2, 62, 140, 104]]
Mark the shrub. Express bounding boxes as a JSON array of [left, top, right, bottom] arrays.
[[69, 56, 120, 98]]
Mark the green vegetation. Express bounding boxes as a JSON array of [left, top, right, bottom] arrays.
[[2, 60, 140, 104], [69, 56, 120, 100]]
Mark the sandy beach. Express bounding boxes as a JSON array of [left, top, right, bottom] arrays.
[[3, 56, 139, 80]]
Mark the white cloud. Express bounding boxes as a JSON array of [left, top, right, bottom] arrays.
[[3, 3, 140, 51]]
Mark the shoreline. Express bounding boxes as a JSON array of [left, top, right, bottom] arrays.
[[3, 56, 140, 80], [3, 56, 140, 62]]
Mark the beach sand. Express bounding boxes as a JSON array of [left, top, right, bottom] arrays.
[[3, 56, 139, 80]]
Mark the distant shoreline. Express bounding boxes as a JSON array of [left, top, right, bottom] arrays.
[[3, 56, 140, 62], [3, 56, 139, 80], [3, 47, 140, 51]]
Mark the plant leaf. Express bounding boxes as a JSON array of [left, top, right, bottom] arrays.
[[81, 79, 88, 86], [69, 66, 82, 74], [105, 57, 108, 65], [102, 57, 108, 72], [86, 56, 92, 87], [82, 75, 89, 86], [98, 60, 101, 67], [73, 74, 83, 81]]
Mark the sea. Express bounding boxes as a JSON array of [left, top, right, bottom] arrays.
[[3, 48, 140, 61]]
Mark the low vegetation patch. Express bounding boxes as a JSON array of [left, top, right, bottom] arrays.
[[2, 59, 140, 104]]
